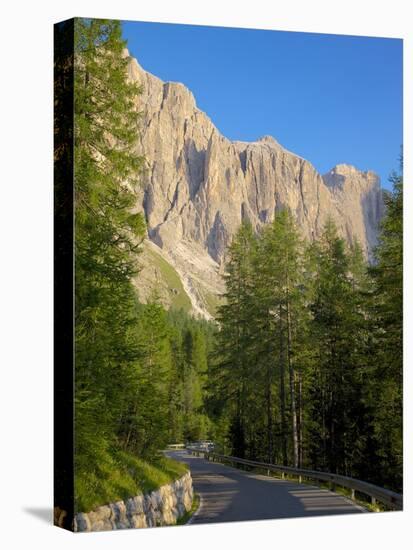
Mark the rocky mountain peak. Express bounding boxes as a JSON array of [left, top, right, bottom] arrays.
[[257, 135, 281, 146], [324, 163, 380, 188], [126, 52, 384, 318]]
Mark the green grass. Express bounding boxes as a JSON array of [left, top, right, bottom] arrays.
[[146, 248, 192, 312], [196, 285, 223, 317], [203, 290, 222, 317], [75, 450, 188, 514]]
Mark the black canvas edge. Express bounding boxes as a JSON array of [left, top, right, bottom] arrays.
[[54, 17, 75, 532]]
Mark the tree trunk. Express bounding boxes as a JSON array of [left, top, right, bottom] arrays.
[[279, 305, 288, 465], [286, 286, 299, 469], [297, 370, 303, 468], [266, 359, 273, 463], [267, 367, 272, 463], [321, 380, 327, 469]]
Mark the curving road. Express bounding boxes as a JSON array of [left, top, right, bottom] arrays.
[[167, 450, 366, 525]]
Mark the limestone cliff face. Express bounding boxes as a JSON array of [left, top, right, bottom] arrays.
[[126, 52, 383, 318], [322, 164, 383, 256]]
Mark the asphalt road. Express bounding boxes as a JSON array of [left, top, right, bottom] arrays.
[[167, 450, 366, 525]]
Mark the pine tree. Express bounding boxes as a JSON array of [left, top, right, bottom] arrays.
[[73, 18, 146, 483], [214, 222, 257, 457], [369, 168, 403, 490], [254, 210, 308, 466], [127, 302, 173, 456], [306, 221, 369, 474], [165, 310, 215, 444]]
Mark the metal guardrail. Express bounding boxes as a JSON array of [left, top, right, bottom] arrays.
[[166, 443, 186, 449], [188, 449, 403, 511]]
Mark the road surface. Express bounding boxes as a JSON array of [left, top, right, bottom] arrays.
[[167, 450, 366, 524]]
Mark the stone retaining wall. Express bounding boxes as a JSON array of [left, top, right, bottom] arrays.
[[73, 471, 193, 532]]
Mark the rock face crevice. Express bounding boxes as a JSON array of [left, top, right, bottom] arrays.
[[125, 51, 384, 318], [74, 471, 193, 532]]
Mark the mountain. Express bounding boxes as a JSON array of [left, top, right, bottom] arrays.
[[125, 51, 384, 319]]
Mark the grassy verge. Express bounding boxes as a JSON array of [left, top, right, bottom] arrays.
[[176, 493, 201, 525], [75, 449, 188, 514], [197, 285, 223, 317]]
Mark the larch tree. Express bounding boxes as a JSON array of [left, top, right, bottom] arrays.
[[253, 210, 307, 466], [369, 168, 403, 491], [214, 222, 258, 457], [73, 18, 146, 485]]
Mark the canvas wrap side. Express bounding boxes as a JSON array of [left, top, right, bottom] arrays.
[[54, 17, 75, 532]]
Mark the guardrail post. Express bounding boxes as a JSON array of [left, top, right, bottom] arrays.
[[371, 496, 376, 506], [267, 469, 270, 476], [281, 472, 285, 480], [299, 475, 302, 484], [351, 489, 355, 501]]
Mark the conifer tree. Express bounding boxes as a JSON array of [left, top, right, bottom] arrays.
[[126, 302, 173, 456], [306, 221, 368, 474], [73, 18, 146, 481], [253, 210, 307, 466], [369, 168, 403, 490], [215, 222, 257, 457]]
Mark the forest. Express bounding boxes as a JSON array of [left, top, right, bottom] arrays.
[[71, 18, 403, 512]]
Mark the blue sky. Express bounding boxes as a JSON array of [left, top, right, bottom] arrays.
[[122, 20, 403, 189]]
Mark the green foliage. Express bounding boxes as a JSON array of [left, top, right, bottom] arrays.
[[212, 222, 258, 457], [211, 214, 308, 463], [306, 222, 371, 475], [116, 302, 173, 458], [367, 168, 403, 491], [166, 309, 216, 443], [74, 18, 147, 489]]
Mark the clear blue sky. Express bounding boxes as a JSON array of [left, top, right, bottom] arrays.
[[122, 20, 403, 189]]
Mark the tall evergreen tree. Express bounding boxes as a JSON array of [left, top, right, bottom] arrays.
[[368, 168, 403, 490], [73, 18, 146, 482], [253, 210, 307, 466], [214, 222, 257, 457], [122, 302, 173, 457], [306, 221, 368, 474]]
